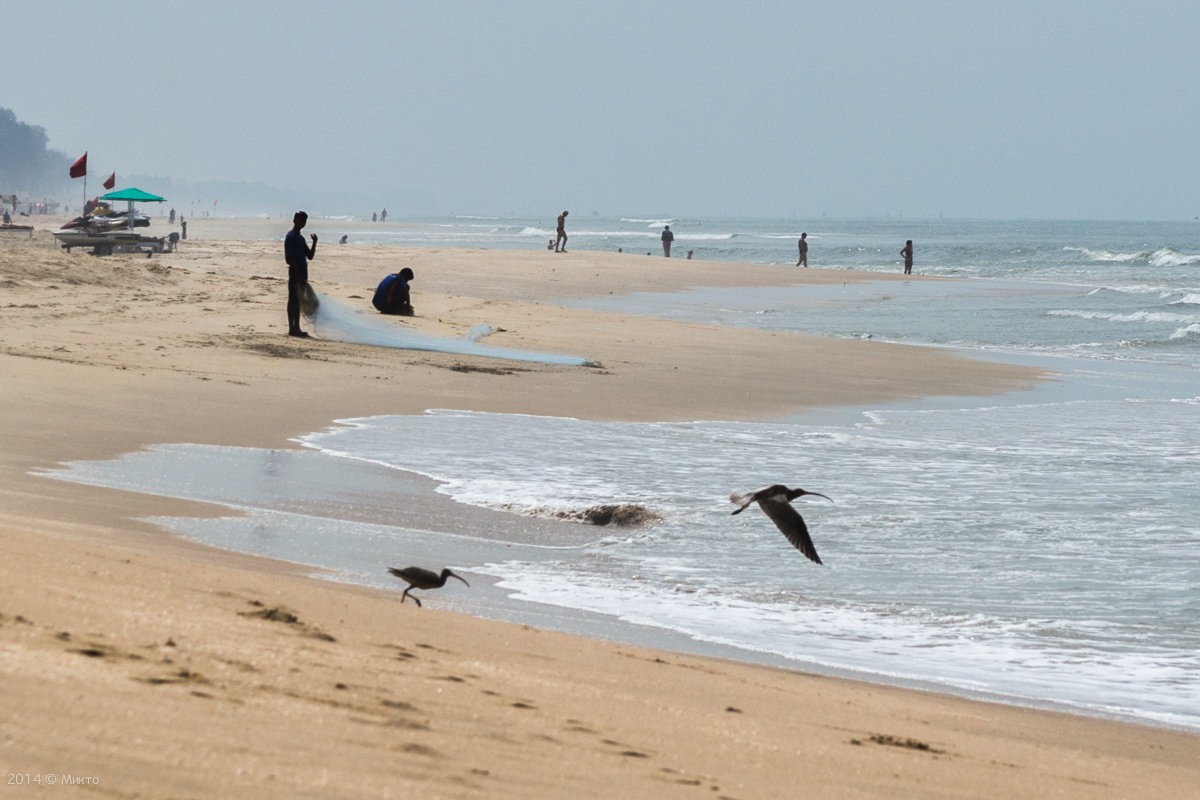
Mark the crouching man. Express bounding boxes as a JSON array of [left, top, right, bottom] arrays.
[[372, 267, 415, 315]]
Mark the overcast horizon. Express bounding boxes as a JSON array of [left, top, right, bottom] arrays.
[[4, 1, 1198, 220]]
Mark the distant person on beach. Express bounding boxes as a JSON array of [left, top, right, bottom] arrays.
[[380, 208, 388, 222], [285, 211, 318, 337], [169, 208, 176, 224], [797, 232, 808, 267], [661, 225, 674, 257], [372, 266, 414, 316], [372, 211, 377, 222], [687, 249, 693, 260], [339, 234, 349, 244], [555, 210, 568, 252], [901, 240, 914, 274]]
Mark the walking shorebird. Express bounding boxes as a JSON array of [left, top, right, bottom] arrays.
[[387, 566, 469, 607], [730, 485, 832, 564]]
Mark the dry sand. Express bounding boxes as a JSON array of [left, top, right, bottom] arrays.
[[1, 217, 1195, 798]]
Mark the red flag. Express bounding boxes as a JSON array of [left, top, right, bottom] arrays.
[[69, 152, 88, 179], [103, 172, 115, 190]]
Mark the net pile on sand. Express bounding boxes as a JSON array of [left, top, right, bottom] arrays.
[[300, 282, 320, 318], [306, 289, 593, 366]]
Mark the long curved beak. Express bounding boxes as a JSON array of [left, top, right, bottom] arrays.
[[448, 571, 470, 587], [802, 491, 833, 503]]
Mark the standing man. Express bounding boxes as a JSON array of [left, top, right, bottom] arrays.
[[661, 225, 674, 257], [796, 232, 808, 267], [555, 210, 569, 252], [285, 211, 318, 337], [900, 239, 913, 275]]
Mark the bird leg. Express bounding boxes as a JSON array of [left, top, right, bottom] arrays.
[[401, 588, 423, 607]]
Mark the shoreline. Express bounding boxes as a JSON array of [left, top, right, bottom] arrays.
[[48, 342, 1199, 736], [2, 220, 1196, 798]]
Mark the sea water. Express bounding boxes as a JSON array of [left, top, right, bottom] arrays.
[[43, 218, 1200, 731]]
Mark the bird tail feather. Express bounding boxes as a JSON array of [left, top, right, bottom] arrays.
[[729, 492, 755, 514]]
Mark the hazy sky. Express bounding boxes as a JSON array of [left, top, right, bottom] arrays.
[[4, 1, 1197, 219]]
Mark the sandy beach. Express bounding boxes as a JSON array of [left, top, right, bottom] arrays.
[[1, 217, 1196, 798]]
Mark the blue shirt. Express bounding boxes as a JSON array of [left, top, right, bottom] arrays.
[[372, 274, 409, 312], [284, 230, 310, 281]]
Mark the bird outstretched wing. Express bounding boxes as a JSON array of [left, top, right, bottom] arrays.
[[756, 496, 823, 564]]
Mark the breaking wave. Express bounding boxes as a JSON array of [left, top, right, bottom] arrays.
[[1047, 309, 1196, 324], [1065, 246, 1200, 267]]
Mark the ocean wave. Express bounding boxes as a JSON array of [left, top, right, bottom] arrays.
[[1149, 248, 1200, 268], [620, 218, 675, 226], [515, 226, 734, 242], [1063, 246, 1146, 263], [1063, 246, 1200, 267], [678, 232, 735, 241], [1088, 284, 1175, 296], [1171, 293, 1200, 306], [1169, 322, 1200, 340], [1048, 309, 1196, 324]]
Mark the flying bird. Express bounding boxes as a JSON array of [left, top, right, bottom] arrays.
[[730, 485, 832, 564], [387, 566, 470, 607]]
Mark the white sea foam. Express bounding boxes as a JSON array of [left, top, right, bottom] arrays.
[[1047, 309, 1195, 324], [1062, 245, 1200, 268], [1088, 284, 1175, 296], [676, 232, 734, 241], [521, 225, 710, 240], [285, 391, 1200, 730], [485, 558, 1200, 728], [1063, 246, 1145, 263], [620, 218, 675, 226], [1169, 322, 1200, 340], [1149, 247, 1200, 268]]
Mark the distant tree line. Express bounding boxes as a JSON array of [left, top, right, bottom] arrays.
[[0, 106, 392, 217], [0, 107, 71, 197]]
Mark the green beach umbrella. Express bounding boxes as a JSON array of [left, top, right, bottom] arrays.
[[98, 187, 165, 230], [98, 188, 165, 203]]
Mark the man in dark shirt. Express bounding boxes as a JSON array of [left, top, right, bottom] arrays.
[[372, 267, 415, 315], [285, 211, 318, 337], [661, 225, 674, 257]]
